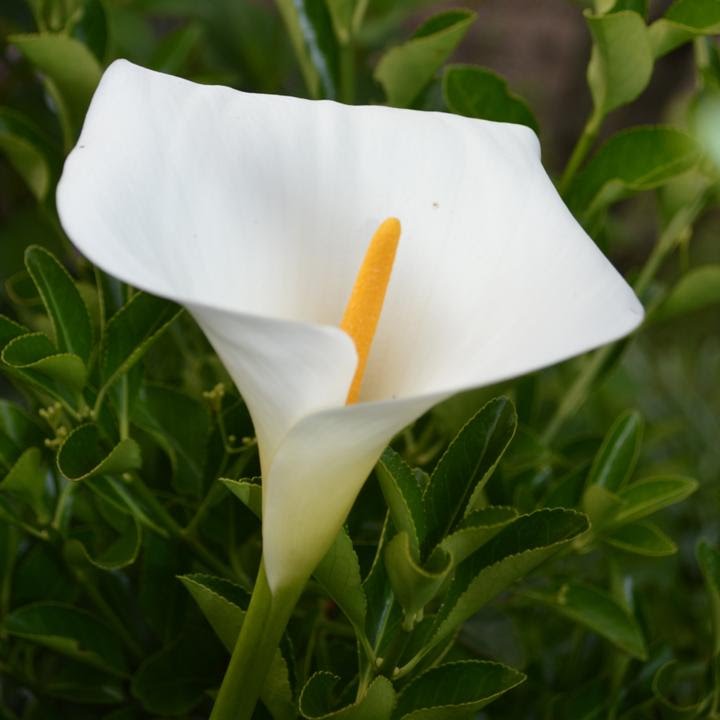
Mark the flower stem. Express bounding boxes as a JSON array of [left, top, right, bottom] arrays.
[[558, 109, 603, 195], [210, 561, 302, 720]]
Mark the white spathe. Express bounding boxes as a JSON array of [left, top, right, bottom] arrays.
[[57, 60, 644, 592]]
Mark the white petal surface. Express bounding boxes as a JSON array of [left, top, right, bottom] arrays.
[[57, 60, 645, 591], [57, 60, 643, 415], [263, 392, 448, 591]]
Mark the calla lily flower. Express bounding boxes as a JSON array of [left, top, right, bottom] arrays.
[[57, 60, 643, 594]]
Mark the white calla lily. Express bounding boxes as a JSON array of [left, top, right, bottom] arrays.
[[57, 60, 643, 595]]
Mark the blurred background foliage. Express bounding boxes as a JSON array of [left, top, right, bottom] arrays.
[[0, 0, 719, 718]]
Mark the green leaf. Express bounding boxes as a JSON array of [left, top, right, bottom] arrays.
[[2, 332, 87, 392], [376, 447, 426, 556], [132, 385, 210, 497], [423, 397, 517, 554], [0, 314, 27, 353], [179, 573, 295, 720], [149, 22, 204, 74], [567, 127, 700, 219], [443, 64, 538, 132], [0, 106, 59, 201], [57, 423, 141, 481], [431, 509, 589, 646], [299, 672, 395, 719], [650, 0, 720, 57], [439, 506, 518, 566], [651, 661, 708, 718], [314, 526, 368, 634], [0, 447, 51, 523], [65, 515, 142, 570], [394, 660, 525, 720], [375, 10, 476, 108], [4, 602, 128, 675], [612, 475, 698, 526], [582, 483, 624, 530], [588, 410, 644, 491], [0, 400, 44, 447], [384, 531, 451, 627], [25, 245, 93, 362], [604, 521, 677, 556], [8, 33, 102, 147], [221, 477, 261, 517], [654, 265, 720, 321], [179, 573, 249, 651], [697, 541, 720, 655], [275, 0, 340, 99], [586, 11, 653, 117], [530, 582, 647, 659], [100, 292, 181, 390], [131, 628, 225, 716]]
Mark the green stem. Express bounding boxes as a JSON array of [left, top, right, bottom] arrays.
[[210, 561, 302, 720], [339, 41, 355, 104], [541, 200, 704, 445], [558, 109, 603, 195]]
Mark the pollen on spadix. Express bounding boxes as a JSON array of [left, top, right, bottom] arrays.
[[340, 217, 401, 405]]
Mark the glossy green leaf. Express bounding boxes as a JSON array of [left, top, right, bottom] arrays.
[[650, 0, 720, 57], [299, 672, 395, 719], [314, 526, 368, 633], [0, 107, 58, 201], [567, 127, 700, 219], [394, 660, 525, 720], [25, 245, 92, 362], [131, 628, 225, 716], [612, 475, 698, 526], [65, 515, 142, 570], [0, 314, 27, 353], [376, 447, 426, 556], [423, 397, 517, 554], [179, 573, 295, 720], [604, 521, 677, 556], [588, 410, 643, 491], [530, 582, 647, 659], [179, 573, 249, 651], [439, 506, 518, 566], [654, 265, 720, 321], [275, 0, 340, 99], [443, 64, 538, 132], [0, 447, 51, 523], [375, 10, 476, 108], [2, 332, 87, 391], [385, 531, 451, 627], [57, 423, 142, 481], [101, 292, 181, 387], [582, 483, 623, 530], [431, 509, 589, 645], [132, 384, 210, 497], [221, 477, 261, 516], [4, 602, 128, 675], [8, 33, 102, 146], [586, 11, 653, 116]]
